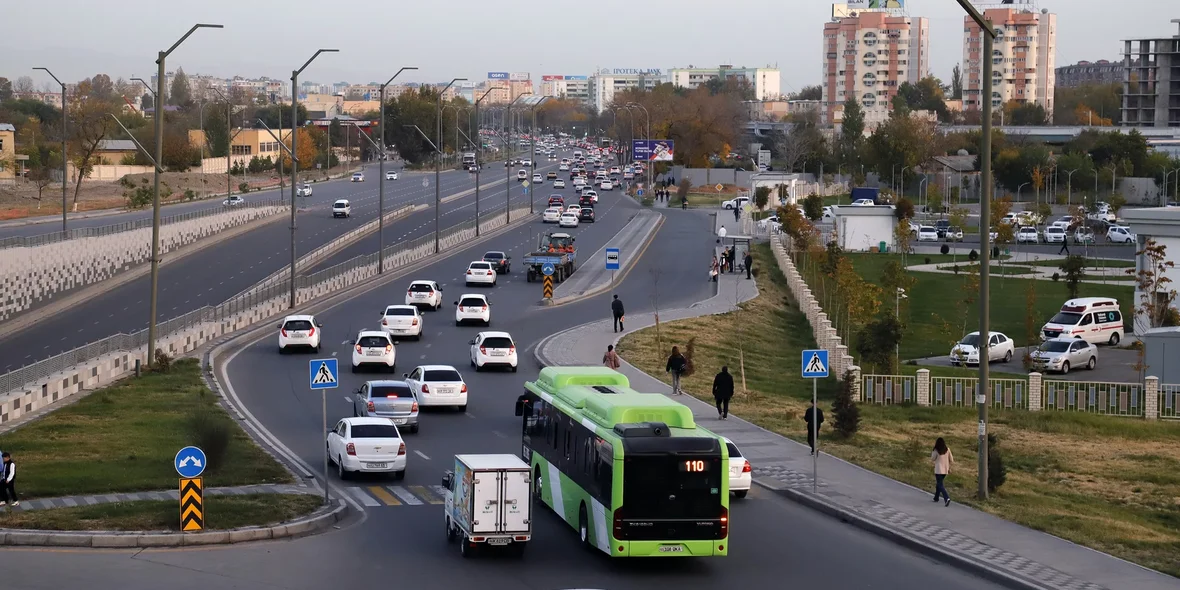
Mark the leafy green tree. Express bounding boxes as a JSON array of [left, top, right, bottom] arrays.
[[1054, 83, 1121, 125], [141, 92, 154, 111], [951, 64, 963, 99], [840, 97, 865, 161], [865, 114, 939, 193], [1006, 101, 1049, 125], [795, 85, 822, 101], [831, 370, 861, 438], [802, 194, 824, 221], [855, 313, 904, 373], [753, 186, 771, 210], [170, 68, 192, 107], [1058, 255, 1087, 298], [0, 77, 12, 102]]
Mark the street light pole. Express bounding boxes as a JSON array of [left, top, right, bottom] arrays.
[[505, 92, 533, 221], [956, 0, 996, 501], [435, 78, 466, 253], [1066, 169, 1077, 207], [33, 67, 67, 233], [288, 49, 338, 309], [144, 23, 222, 368], [378, 67, 418, 273], [627, 102, 651, 190], [474, 88, 495, 236], [530, 96, 549, 214]]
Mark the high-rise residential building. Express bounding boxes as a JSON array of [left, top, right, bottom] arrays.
[[1121, 20, 1180, 127], [539, 76, 592, 104], [589, 69, 667, 113], [821, 10, 929, 126], [668, 65, 782, 100], [961, 4, 1056, 118], [1056, 60, 1123, 88]]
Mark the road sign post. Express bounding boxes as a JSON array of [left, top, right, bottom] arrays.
[[801, 349, 830, 493], [541, 262, 555, 300], [180, 477, 203, 531], [605, 247, 620, 286], [310, 358, 339, 504]]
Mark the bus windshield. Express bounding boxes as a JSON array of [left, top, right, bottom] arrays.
[[623, 455, 723, 520]]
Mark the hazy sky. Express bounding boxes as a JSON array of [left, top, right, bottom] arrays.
[[1, 0, 1174, 94]]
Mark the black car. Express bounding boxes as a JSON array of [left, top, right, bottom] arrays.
[[579, 196, 595, 208], [935, 219, 951, 238], [578, 207, 595, 223], [482, 251, 511, 274]]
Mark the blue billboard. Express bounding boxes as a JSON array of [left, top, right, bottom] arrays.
[[631, 139, 675, 162], [488, 72, 509, 80], [564, 75, 588, 80]]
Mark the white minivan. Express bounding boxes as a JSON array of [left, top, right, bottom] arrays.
[[1041, 297, 1124, 346]]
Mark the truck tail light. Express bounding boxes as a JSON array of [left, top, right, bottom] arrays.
[[346, 443, 356, 456]]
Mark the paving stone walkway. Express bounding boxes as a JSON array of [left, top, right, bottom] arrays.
[[5, 483, 318, 512]]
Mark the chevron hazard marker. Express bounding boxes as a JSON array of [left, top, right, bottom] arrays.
[[180, 477, 204, 532]]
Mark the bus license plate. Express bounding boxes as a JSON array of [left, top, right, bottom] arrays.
[[487, 538, 510, 546], [658, 545, 685, 553]]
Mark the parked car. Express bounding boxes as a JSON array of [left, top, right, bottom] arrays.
[[917, 226, 938, 242], [1030, 337, 1098, 374], [1106, 225, 1136, 244], [850, 198, 875, 206], [1074, 228, 1095, 244], [1016, 226, 1039, 243], [723, 196, 749, 210], [949, 331, 1015, 366], [934, 220, 951, 238], [946, 226, 964, 241], [1043, 226, 1067, 243]]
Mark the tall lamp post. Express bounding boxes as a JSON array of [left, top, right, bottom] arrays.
[[505, 92, 533, 220], [33, 67, 68, 232], [377, 66, 418, 273], [955, 0, 997, 501], [288, 49, 338, 309], [627, 102, 651, 190], [1065, 169, 1078, 206], [145, 23, 222, 368], [529, 96, 549, 214], [434, 78, 466, 253], [209, 87, 243, 205], [474, 88, 495, 235]]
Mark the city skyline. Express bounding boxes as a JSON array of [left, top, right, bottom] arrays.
[[0, 0, 1172, 95]]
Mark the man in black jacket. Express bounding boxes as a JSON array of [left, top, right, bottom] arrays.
[[712, 366, 734, 419], [743, 250, 753, 280], [611, 295, 625, 333], [803, 401, 824, 455]]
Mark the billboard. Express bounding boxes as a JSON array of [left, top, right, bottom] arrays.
[[845, 0, 905, 8], [509, 72, 530, 81], [542, 75, 562, 81], [564, 75, 588, 81], [488, 72, 509, 80], [632, 140, 675, 162]]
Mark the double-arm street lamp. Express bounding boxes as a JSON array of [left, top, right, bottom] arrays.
[[473, 88, 496, 236], [529, 96, 550, 214], [505, 92, 533, 220], [144, 23, 222, 368], [287, 49, 338, 309], [377, 66, 418, 273], [209, 87, 244, 204], [434, 78, 467, 253], [32, 67, 68, 232], [627, 102, 651, 189]]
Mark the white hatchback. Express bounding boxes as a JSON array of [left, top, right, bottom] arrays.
[[405, 280, 443, 310], [559, 212, 579, 228], [352, 330, 396, 373], [470, 331, 517, 372], [278, 315, 322, 353], [455, 294, 491, 326], [465, 261, 498, 286], [381, 305, 423, 340], [543, 207, 562, 223], [403, 365, 468, 411], [553, 178, 566, 189], [327, 417, 406, 480]]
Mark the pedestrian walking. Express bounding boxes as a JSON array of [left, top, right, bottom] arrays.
[[666, 346, 687, 395], [712, 366, 734, 419], [932, 437, 954, 506], [733, 206, 740, 222], [1, 451, 16, 507], [743, 251, 753, 280], [803, 401, 824, 455], [611, 294, 625, 333], [1058, 238, 1070, 256], [602, 344, 621, 370]]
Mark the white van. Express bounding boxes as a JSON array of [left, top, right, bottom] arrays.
[[1041, 297, 1124, 346]]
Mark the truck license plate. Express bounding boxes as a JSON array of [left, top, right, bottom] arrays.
[[487, 538, 510, 546], [658, 545, 685, 553]]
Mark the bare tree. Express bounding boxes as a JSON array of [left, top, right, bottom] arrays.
[[649, 268, 664, 356], [14, 75, 35, 94], [775, 113, 818, 173], [27, 165, 55, 209], [67, 82, 116, 207]]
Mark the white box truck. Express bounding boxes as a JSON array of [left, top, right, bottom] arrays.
[[442, 454, 532, 558]]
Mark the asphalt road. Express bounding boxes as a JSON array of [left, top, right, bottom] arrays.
[[0, 156, 557, 373], [191, 201, 1005, 590]]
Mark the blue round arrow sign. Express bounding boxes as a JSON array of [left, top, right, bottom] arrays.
[[542, 263, 555, 276], [175, 446, 207, 478]]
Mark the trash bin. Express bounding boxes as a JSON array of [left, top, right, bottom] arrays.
[[879, 241, 889, 253]]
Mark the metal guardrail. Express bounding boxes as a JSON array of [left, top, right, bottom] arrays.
[[0, 199, 287, 250], [0, 205, 535, 397], [1160, 384, 1180, 420], [1042, 379, 1144, 417], [862, 375, 916, 404]]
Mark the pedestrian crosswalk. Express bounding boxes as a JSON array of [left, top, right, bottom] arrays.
[[343, 484, 448, 508]]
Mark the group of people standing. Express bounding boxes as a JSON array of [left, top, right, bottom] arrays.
[[711, 247, 753, 281]]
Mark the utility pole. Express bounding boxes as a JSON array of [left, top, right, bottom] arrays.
[[378, 67, 417, 273], [288, 49, 338, 309], [33, 68, 67, 232], [435, 78, 466, 253], [474, 88, 495, 236]]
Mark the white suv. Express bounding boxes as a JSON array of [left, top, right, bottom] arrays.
[[278, 315, 322, 353], [405, 280, 443, 310], [332, 199, 351, 218], [455, 294, 491, 326], [470, 331, 517, 372], [352, 330, 396, 373]]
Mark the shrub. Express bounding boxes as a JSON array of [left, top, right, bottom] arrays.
[[987, 433, 1007, 493], [940, 244, 950, 255], [184, 189, 196, 201], [953, 265, 960, 274], [992, 246, 1000, 258], [831, 370, 861, 438], [682, 337, 697, 377], [238, 182, 249, 193], [153, 348, 172, 372], [1052, 272, 1060, 282], [924, 257, 931, 265], [968, 249, 978, 261], [187, 408, 232, 473], [119, 176, 136, 189]]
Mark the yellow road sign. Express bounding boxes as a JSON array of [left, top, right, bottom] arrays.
[[543, 275, 554, 299], [180, 477, 203, 532]]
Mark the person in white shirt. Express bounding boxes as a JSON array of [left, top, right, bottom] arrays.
[[1, 451, 16, 507], [931, 438, 953, 507]]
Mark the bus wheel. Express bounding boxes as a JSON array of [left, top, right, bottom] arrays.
[[579, 504, 592, 551]]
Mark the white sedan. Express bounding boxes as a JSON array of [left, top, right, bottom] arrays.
[[552, 178, 566, 189], [403, 365, 468, 411], [600, 180, 614, 191], [405, 280, 444, 310], [455, 294, 491, 326], [542, 207, 563, 223], [351, 172, 365, 182], [558, 212, 579, 228], [1044, 226, 1067, 243], [950, 331, 1015, 366], [1016, 226, 1040, 243], [381, 305, 423, 341], [465, 261, 498, 287], [917, 226, 938, 242], [470, 331, 518, 372], [327, 417, 406, 480], [385, 170, 399, 180], [223, 195, 245, 206], [352, 330, 396, 373], [725, 439, 752, 499]]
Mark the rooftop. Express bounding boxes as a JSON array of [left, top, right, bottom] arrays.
[[96, 139, 138, 151], [0, 123, 15, 132]]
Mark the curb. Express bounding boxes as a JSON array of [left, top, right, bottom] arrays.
[[548, 212, 665, 307], [0, 499, 350, 548]]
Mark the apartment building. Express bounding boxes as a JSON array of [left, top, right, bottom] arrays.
[[821, 11, 930, 126], [1056, 60, 1122, 88], [0, 123, 15, 184], [590, 69, 668, 113], [668, 65, 782, 100], [1121, 20, 1180, 128], [962, 5, 1056, 117], [539, 76, 592, 104]]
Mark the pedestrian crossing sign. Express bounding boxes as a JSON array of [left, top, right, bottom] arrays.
[[310, 358, 339, 390], [802, 349, 829, 379]]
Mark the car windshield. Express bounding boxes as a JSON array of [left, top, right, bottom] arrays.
[[358, 335, 390, 348], [370, 385, 413, 399], [459, 297, 485, 307], [958, 334, 981, 346], [385, 307, 415, 316], [424, 369, 463, 382], [1049, 312, 1083, 324], [283, 320, 313, 331], [482, 337, 513, 348], [408, 283, 434, 293], [350, 424, 400, 438], [1048, 227, 1063, 233], [483, 252, 504, 260], [334, 202, 348, 208], [1040, 341, 1071, 353]]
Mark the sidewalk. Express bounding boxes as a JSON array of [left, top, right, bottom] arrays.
[[4, 483, 319, 512], [534, 222, 1174, 590], [552, 209, 662, 303]]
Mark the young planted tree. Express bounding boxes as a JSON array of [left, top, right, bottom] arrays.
[[753, 185, 771, 211], [831, 369, 861, 437], [802, 193, 824, 221], [1058, 255, 1087, 299], [1023, 279, 1038, 370], [1128, 239, 1178, 332]]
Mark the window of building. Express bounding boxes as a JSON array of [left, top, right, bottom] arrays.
[[863, 52, 877, 68], [232, 145, 252, 156], [863, 32, 878, 47]]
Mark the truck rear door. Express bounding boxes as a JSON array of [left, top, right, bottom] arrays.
[[471, 470, 501, 534], [501, 469, 531, 534]]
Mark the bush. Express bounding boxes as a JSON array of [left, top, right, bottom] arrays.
[[119, 176, 136, 189], [953, 265, 960, 274], [940, 244, 950, 255], [1052, 272, 1060, 282], [124, 186, 152, 209], [682, 337, 697, 377], [992, 246, 1000, 258], [187, 408, 232, 473], [238, 182, 249, 193], [831, 370, 861, 437], [153, 348, 172, 373], [184, 189, 196, 201], [987, 433, 1007, 493], [924, 257, 931, 265], [968, 249, 978, 261]]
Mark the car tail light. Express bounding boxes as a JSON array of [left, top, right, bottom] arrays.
[[482, 305, 488, 311], [412, 318, 419, 326], [355, 344, 362, 353], [460, 383, 467, 393], [397, 443, 406, 456], [308, 326, 315, 337], [346, 443, 356, 456], [382, 318, 388, 326], [385, 344, 392, 354], [479, 346, 487, 355], [467, 270, 473, 275], [366, 401, 375, 412], [407, 289, 412, 297], [421, 384, 429, 393], [281, 328, 287, 337], [742, 461, 752, 473], [411, 401, 419, 412], [509, 345, 516, 354], [719, 506, 729, 537]]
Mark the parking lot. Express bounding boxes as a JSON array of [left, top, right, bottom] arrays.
[[914, 345, 1144, 383]]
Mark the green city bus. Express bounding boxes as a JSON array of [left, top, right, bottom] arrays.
[[514, 366, 729, 557]]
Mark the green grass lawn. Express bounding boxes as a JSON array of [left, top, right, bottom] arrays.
[[617, 244, 1180, 578], [1019, 258, 1135, 269], [0, 494, 322, 531], [684, 192, 731, 208], [0, 359, 293, 498]]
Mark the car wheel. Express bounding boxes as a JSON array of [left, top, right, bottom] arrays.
[[314, 344, 321, 353], [410, 424, 419, 434], [351, 365, 358, 373], [456, 320, 461, 326], [734, 490, 749, 499], [337, 456, 348, 481], [1003, 350, 1013, 363], [458, 404, 467, 413], [394, 469, 406, 481], [1109, 332, 1120, 346], [474, 363, 482, 372], [279, 346, 286, 355], [510, 365, 518, 373]]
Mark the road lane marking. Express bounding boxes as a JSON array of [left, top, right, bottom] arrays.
[[390, 486, 422, 505], [367, 486, 401, 506], [410, 485, 443, 505], [348, 487, 381, 507], [414, 450, 430, 461], [492, 430, 507, 439]]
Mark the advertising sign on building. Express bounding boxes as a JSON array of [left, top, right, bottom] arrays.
[[488, 72, 509, 80], [509, 72, 530, 81], [632, 140, 675, 162], [600, 68, 662, 76], [845, 0, 905, 8], [564, 75, 588, 81], [542, 75, 562, 81]]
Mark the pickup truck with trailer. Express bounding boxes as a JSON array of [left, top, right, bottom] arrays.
[[442, 454, 532, 558], [522, 232, 576, 282]]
